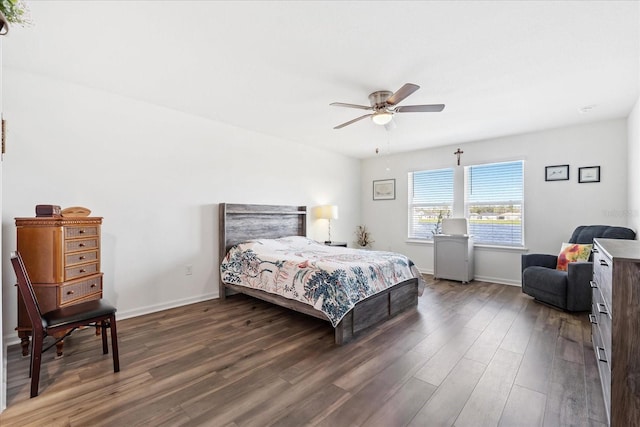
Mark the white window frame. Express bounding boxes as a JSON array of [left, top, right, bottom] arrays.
[[407, 161, 525, 247], [407, 168, 454, 240], [464, 160, 525, 247]]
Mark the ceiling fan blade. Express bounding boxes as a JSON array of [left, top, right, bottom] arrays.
[[395, 104, 445, 113], [334, 114, 373, 129], [330, 102, 372, 111], [385, 83, 420, 106]]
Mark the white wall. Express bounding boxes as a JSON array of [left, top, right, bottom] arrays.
[[0, 38, 4, 412], [1, 69, 361, 344], [628, 96, 640, 234], [361, 119, 629, 285]]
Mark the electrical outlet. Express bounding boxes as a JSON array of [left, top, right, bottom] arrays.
[[185, 264, 193, 275]]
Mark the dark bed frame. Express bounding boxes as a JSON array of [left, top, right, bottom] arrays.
[[218, 203, 418, 344]]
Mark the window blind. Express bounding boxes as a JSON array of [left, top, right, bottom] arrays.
[[408, 168, 454, 239], [464, 160, 524, 246]]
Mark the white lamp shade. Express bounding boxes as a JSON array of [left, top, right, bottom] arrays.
[[315, 205, 338, 220]]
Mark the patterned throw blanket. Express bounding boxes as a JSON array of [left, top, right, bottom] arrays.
[[220, 236, 424, 326]]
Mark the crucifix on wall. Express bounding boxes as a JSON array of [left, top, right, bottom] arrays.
[[454, 148, 463, 166]]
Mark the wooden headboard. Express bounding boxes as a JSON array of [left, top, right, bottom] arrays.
[[218, 203, 307, 298]]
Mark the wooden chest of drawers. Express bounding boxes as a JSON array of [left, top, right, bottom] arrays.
[[15, 217, 103, 356], [590, 238, 640, 426]]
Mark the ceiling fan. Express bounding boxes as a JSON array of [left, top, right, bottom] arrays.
[[330, 83, 444, 129]]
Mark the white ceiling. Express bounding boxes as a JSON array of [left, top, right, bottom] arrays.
[[4, 1, 640, 158]]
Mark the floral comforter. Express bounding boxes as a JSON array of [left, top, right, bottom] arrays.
[[220, 236, 424, 326]]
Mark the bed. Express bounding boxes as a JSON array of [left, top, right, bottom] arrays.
[[218, 203, 421, 344]]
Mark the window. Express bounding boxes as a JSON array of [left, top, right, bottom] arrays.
[[408, 168, 454, 239], [465, 160, 524, 246]]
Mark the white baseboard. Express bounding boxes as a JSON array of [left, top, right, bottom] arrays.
[[417, 268, 522, 287], [116, 292, 219, 321], [473, 275, 521, 287], [3, 292, 219, 348], [3, 334, 20, 348], [4, 274, 523, 348]]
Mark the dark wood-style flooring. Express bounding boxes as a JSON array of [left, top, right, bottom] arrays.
[[0, 277, 607, 426]]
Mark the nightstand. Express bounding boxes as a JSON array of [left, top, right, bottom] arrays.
[[324, 241, 347, 247]]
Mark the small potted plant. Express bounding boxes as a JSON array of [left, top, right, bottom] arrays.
[[0, 0, 32, 35], [432, 210, 450, 237], [355, 225, 374, 248]]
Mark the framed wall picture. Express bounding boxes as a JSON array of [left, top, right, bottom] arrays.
[[579, 166, 600, 183], [373, 179, 395, 200], [545, 164, 569, 181]]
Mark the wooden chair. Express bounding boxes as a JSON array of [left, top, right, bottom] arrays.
[[10, 251, 120, 397]]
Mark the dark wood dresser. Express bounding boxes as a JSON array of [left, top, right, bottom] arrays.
[[15, 216, 103, 356], [590, 238, 640, 426]]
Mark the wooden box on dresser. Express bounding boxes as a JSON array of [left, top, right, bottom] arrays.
[[590, 238, 640, 426], [15, 216, 103, 357]]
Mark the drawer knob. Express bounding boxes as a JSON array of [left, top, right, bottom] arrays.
[[596, 346, 608, 363], [79, 229, 85, 234], [67, 290, 74, 295], [79, 256, 86, 260], [90, 283, 97, 288], [599, 259, 609, 267], [79, 243, 86, 247], [597, 303, 609, 315]]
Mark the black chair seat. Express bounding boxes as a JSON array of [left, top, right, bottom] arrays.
[[43, 300, 117, 329]]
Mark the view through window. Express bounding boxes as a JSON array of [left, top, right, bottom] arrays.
[[408, 168, 454, 239], [464, 160, 524, 246], [408, 160, 524, 246]]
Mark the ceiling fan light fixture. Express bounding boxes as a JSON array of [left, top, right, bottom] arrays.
[[372, 112, 393, 126], [331, 83, 444, 129]]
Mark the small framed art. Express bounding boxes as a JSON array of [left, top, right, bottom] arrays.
[[578, 166, 600, 183], [545, 165, 569, 181], [373, 179, 395, 200]]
